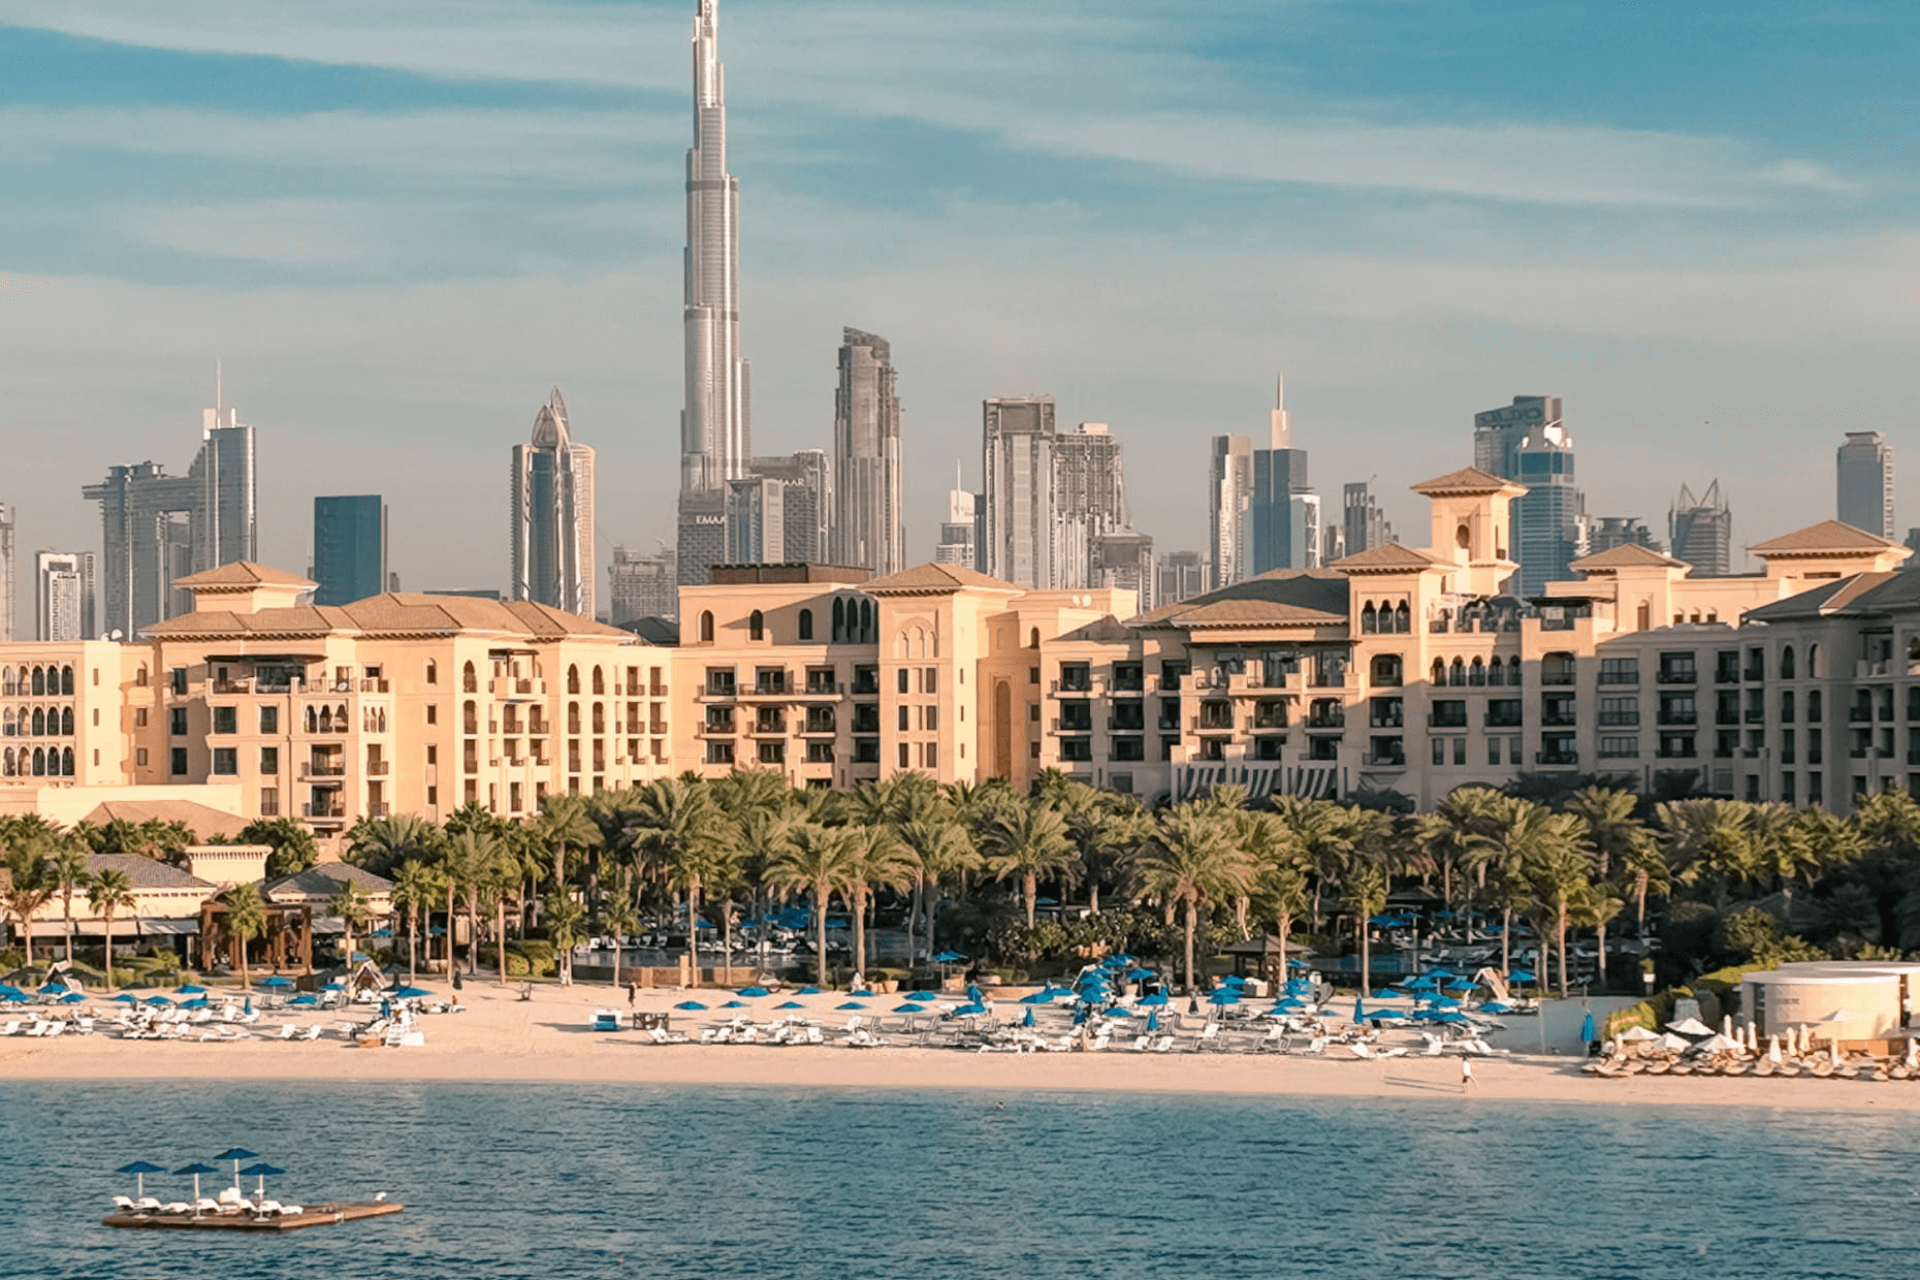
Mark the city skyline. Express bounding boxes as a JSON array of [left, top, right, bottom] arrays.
[[1, 2, 1914, 610]]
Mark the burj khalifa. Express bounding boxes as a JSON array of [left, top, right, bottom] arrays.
[[677, 0, 749, 585]]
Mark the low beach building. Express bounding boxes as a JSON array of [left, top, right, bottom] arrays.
[[1740, 965, 1906, 1046]]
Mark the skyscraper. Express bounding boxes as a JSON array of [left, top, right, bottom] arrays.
[[935, 472, 977, 568], [1473, 395, 1561, 480], [677, 0, 748, 586], [608, 546, 680, 623], [83, 397, 258, 637], [1051, 423, 1128, 590], [1092, 531, 1154, 611], [312, 495, 388, 607], [724, 475, 785, 564], [1251, 377, 1318, 573], [34, 551, 95, 642], [832, 328, 904, 574], [510, 388, 596, 618], [1341, 481, 1393, 558], [1837, 431, 1894, 538], [1208, 434, 1253, 589], [1510, 420, 1585, 595], [1156, 550, 1207, 607], [748, 450, 832, 564], [982, 395, 1057, 588], [0, 504, 13, 642], [1585, 516, 1660, 557], [1671, 481, 1732, 576]]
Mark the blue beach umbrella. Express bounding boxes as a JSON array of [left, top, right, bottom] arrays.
[[144, 995, 173, 1007], [38, 982, 67, 996], [797, 986, 822, 995], [1509, 969, 1536, 983], [1139, 992, 1170, 1007], [1581, 1011, 1596, 1043], [1126, 968, 1155, 981], [1146, 1010, 1161, 1031], [259, 976, 294, 989], [1103, 1005, 1133, 1018], [112, 993, 138, 1004], [288, 994, 318, 1007], [0, 983, 24, 1001], [1019, 991, 1055, 1005], [1430, 996, 1462, 1010], [737, 986, 771, 998], [173, 1162, 219, 1207], [835, 1002, 868, 1011], [775, 1001, 805, 1010], [931, 951, 967, 964], [1275, 997, 1305, 1013], [1208, 990, 1241, 1008], [849, 989, 876, 998], [61, 992, 85, 1004], [673, 1000, 708, 1011], [176, 983, 206, 994], [392, 986, 431, 999], [1371, 1008, 1409, 1021], [1022, 1007, 1035, 1028], [239, 1163, 286, 1201], [892, 1003, 923, 1014], [116, 1160, 166, 1200], [1110, 954, 1138, 964], [1353, 996, 1365, 1022], [1481, 1001, 1513, 1014], [953, 1003, 988, 1017], [1370, 989, 1399, 999], [720, 1000, 748, 1008], [212, 1148, 259, 1193], [181, 997, 210, 1010]]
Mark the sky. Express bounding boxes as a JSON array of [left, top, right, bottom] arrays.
[[3, 0, 1918, 616]]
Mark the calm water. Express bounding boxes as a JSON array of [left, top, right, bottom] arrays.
[[0, 1081, 1908, 1279]]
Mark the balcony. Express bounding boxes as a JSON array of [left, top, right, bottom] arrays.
[[1849, 708, 1873, 724], [1597, 671, 1639, 686], [1484, 713, 1524, 728], [1657, 671, 1699, 685], [490, 678, 546, 698], [1656, 748, 1698, 760], [751, 717, 787, 736], [210, 679, 252, 695], [1596, 747, 1640, 759], [300, 761, 346, 779], [1252, 709, 1289, 731], [1744, 709, 1766, 724], [366, 759, 390, 777], [1364, 752, 1407, 769], [705, 680, 737, 699], [1535, 751, 1580, 766], [1743, 668, 1764, 683], [752, 676, 789, 697], [367, 801, 391, 818], [1856, 660, 1892, 679], [302, 800, 347, 820], [1306, 710, 1346, 730], [1715, 668, 1741, 685], [360, 678, 391, 693], [1657, 711, 1698, 726], [1427, 712, 1469, 729], [1369, 712, 1405, 730], [1597, 711, 1640, 726]]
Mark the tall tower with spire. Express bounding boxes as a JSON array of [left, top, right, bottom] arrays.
[[677, 0, 748, 586], [512, 388, 596, 618], [1251, 373, 1318, 572]]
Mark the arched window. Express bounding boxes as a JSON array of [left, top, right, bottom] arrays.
[[1807, 689, 1823, 723], [61, 708, 74, 735], [1487, 656, 1504, 687], [1469, 657, 1486, 686], [799, 608, 814, 641], [831, 599, 845, 642], [1371, 654, 1402, 686], [32, 748, 45, 776], [860, 600, 874, 643], [304, 706, 318, 734], [700, 611, 715, 643], [319, 706, 334, 734], [568, 703, 582, 735], [61, 666, 73, 695], [1, 707, 12, 736], [1808, 643, 1824, 678], [749, 610, 765, 641], [31, 667, 44, 696], [61, 748, 73, 776], [31, 709, 44, 736], [1029, 628, 1041, 650], [1780, 646, 1795, 679], [135, 665, 148, 687], [1361, 602, 1378, 634], [0, 667, 12, 697], [1449, 658, 1465, 687], [463, 661, 478, 693], [567, 665, 581, 694], [426, 660, 439, 685], [592, 667, 605, 695], [2, 747, 12, 776], [1394, 602, 1411, 634], [591, 703, 605, 733], [1430, 659, 1446, 685]]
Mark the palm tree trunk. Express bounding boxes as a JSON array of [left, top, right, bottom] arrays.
[[905, 879, 919, 965], [1024, 870, 1038, 928], [1276, 911, 1292, 991], [687, 882, 701, 990], [1501, 906, 1512, 975], [852, 887, 868, 977], [1359, 915, 1370, 998], [466, 890, 479, 974], [1183, 897, 1198, 994], [721, 900, 733, 987], [237, 930, 250, 991], [407, 908, 418, 986], [814, 884, 829, 987], [1557, 904, 1570, 998], [1595, 919, 1609, 993], [101, 913, 114, 989], [554, 840, 567, 902], [496, 896, 509, 985], [63, 893, 75, 965], [611, 931, 621, 990]]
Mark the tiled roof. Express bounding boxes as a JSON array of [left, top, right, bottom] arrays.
[[81, 799, 246, 838], [862, 564, 1021, 593], [147, 591, 636, 641], [84, 853, 217, 891], [1743, 571, 1902, 622], [265, 861, 395, 898], [1749, 521, 1903, 556], [1135, 570, 1350, 629], [173, 562, 315, 589], [1410, 467, 1524, 496], [1330, 543, 1444, 572], [1570, 544, 1690, 572]]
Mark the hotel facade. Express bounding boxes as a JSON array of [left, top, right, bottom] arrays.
[[4, 468, 1919, 840]]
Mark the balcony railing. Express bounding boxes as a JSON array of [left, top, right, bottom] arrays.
[[1427, 713, 1469, 729], [1306, 712, 1346, 730], [1541, 713, 1578, 728], [302, 801, 347, 819], [1597, 671, 1639, 686], [1597, 711, 1640, 726], [366, 759, 390, 776], [1364, 752, 1406, 768], [210, 679, 252, 695], [301, 761, 346, 778], [1535, 751, 1580, 766], [1744, 709, 1766, 724], [1657, 671, 1699, 685], [1484, 713, 1524, 728], [1657, 711, 1698, 726], [1540, 673, 1577, 687]]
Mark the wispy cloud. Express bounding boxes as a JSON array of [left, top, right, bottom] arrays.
[[123, 198, 383, 265]]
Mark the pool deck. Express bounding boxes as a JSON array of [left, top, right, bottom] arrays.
[[102, 1201, 402, 1231]]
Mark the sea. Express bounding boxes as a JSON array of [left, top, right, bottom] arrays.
[[0, 1080, 1907, 1279]]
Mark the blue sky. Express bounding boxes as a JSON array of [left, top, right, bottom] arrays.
[[3, 0, 1917, 604]]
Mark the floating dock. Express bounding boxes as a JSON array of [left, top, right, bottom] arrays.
[[103, 1201, 403, 1231]]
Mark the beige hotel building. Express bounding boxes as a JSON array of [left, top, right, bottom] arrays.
[[4, 468, 1919, 840]]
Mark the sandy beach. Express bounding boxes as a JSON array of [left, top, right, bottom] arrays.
[[7, 979, 1920, 1113]]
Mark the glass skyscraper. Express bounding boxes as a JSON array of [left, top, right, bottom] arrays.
[[312, 496, 388, 607]]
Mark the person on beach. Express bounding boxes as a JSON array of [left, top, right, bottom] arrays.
[[1460, 1058, 1474, 1093], [627, 982, 637, 1009]]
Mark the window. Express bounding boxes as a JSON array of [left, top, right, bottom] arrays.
[[700, 611, 715, 643], [798, 608, 813, 641], [898, 668, 911, 694], [1113, 663, 1143, 692], [1060, 663, 1091, 692], [136, 709, 148, 728], [211, 747, 238, 775], [1780, 646, 1796, 679], [1371, 654, 1403, 686], [706, 742, 735, 765], [426, 704, 438, 725], [806, 741, 834, 764], [170, 668, 188, 695], [1808, 690, 1823, 723], [1487, 737, 1502, 766], [925, 706, 939, 731], [759, 742, 785, 765], [924, 668, 938, 695], [1453, 737, 1467, 765], [707, 668, 736, 696], [1432, 736, 1446, 766], [1111, 736, 1144, 761], [169, 707, 188, 736], [169, 747, 188, 776], [1598, 737, 1639, 758], [212, 706, 237, 735], [854, 739, 880, 764], [260, 747, 279, 775], [899, 743, 911, 768], [924, 743, 939, 769], [1060, 702, 1093, 732], [426, 660, 438, 685], [426, 785, 438, 807], [1598, 657, 1638, 685], [259, 706, 279, 734], [1060, 738, 1093, 762], [260, 787, 279, 817], [898, 706, 910, 731], [135, 748, 149, 767], [749, 610, 765, 641]]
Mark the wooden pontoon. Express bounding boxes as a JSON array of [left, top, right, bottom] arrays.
[[103, 1201, 402, 1231]]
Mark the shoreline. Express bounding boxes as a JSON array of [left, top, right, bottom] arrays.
[[7, 981, 1918, 1113]]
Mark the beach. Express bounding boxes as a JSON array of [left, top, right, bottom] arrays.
[[6, 979, 1918, 1113]]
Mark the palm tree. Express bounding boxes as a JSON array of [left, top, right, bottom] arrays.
[[345, 813, 440, 878], [983, 798, 1077, 928], [1566, 786, 1652, 990], [1341, 862, 1390, 995], [331, 882, 373, 975], [86, 868, 136, 988], [599, 868, 641, 989], [1128, 802, 1255, 993], [893, 819, 981, 963], [622, 778, 736, 988], [545, 893, 587, 983], [1469, 796, 1584, 976], [222, 884, 267, 989], [0, 836, 54, 966], [1658, 798, 1759, 912], [439, 829, 494, 976], [764, 823, 860, 986], [1252, 855, 1311, 989], [49, 844, 90, 966], [530, 795, 601, 914], [482, 842, 523, 985], [1528, 841, 1594, 998], [391, 859, 443, 986], [844, 824, 913, 977]]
